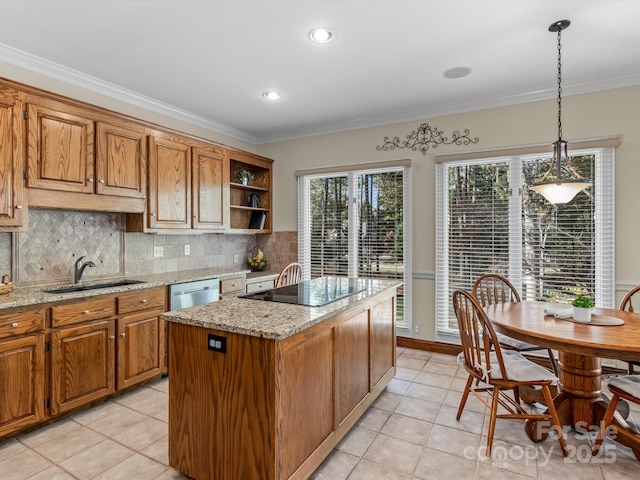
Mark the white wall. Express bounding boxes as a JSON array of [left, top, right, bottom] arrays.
[[258, 85, 640, 341]]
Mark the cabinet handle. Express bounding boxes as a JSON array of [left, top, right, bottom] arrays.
[[87, 178, 94, 183], [99, 179, 105, 184], [83, 310, 90, 315], [150, 212, 156, 217], [109, 336, 115, 340], [140, 299, 147, 304], [11, 322, 18, 328], [120, 332, 126, 338], [15, 205, 22, 210]]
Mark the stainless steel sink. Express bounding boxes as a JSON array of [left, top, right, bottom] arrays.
[[43, 280, 145, 294]]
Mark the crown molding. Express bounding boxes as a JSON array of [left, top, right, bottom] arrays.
[[3, 43, 639, 147], [0, 43, 257, 145], [255, 73, 640, 144]]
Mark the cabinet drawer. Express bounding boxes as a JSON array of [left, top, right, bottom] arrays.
[[51, 297, 115, 327], [117, 288, 167, 315], [0, 309, 46, 339], [246, 280, 275, 294], [220, 276, 246, 294]]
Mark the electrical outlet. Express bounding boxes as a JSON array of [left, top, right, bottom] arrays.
[[153, 246, 164, 258], [413, 324, 421, 334], [184, 244, 190, 256], [233, 254, 239, 264]]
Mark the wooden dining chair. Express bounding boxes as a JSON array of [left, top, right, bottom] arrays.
[[473, 274, 559, 377], [620, 285, 640, 373], [592, 375, 640, 460], [453, 290, 568, 457], [275, 262, 303, 288]]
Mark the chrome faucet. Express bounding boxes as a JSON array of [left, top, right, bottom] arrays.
[[74, 256, 96, 283]]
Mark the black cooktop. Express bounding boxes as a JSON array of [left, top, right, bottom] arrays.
[[240, 276, 367, 307]]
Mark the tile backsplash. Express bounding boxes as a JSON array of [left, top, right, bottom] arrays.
[[8, 209, 298, 287]]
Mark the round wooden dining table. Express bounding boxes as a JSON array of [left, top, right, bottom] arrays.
[[485, 301, 640, 454]]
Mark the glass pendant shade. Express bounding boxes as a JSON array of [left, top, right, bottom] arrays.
[[530, 180, 591, 205]]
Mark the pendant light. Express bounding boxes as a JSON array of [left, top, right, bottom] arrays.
[[530, 20, 590, 205]]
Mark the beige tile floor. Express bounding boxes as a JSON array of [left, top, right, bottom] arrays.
[[2, 347, 640, 479]]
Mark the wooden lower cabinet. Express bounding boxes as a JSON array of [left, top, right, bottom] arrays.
[[0, 334, 45, 437], [117, 309, 166, 389], [168, 289, 397, 480], [50, 319, 116, 415]]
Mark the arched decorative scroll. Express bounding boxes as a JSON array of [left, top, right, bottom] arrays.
[[376, 123, 479, 155]]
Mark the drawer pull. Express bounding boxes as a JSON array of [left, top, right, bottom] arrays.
[[120, 332, 126, 338], [83, 310, 90, 315], [11, 322, 18, 328], [140, 299, 147, 304], [15, 205, 22, 210]]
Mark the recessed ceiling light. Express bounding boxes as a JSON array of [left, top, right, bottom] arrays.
[[309, 27, 334, 43], [262, 91, 282, 100], [443, 67, 471, 79]]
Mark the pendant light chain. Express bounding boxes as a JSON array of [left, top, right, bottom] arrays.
[[557, 27, 563, 142]]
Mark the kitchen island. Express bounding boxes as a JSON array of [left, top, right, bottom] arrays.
[[162, 277, 400, 480]]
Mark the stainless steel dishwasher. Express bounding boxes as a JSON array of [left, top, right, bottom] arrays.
[[169, 278, 219, 310]]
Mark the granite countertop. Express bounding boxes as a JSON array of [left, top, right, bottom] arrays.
[[161, 278, 402, 340], [0, 267, 250, 310]]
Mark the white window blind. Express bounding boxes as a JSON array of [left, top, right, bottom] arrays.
[[436, 148, 615, 340], [299, 166, 411, 329]]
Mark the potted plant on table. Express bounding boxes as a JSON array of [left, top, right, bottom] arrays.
[[572, 295, 595, 323], [236, 169, 254, 185]]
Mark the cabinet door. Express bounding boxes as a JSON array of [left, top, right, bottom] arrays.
[[334, 310, 370, 425], [0, 88, 25, 228], [50, 320, 115, 415], [96, 121, 147, 198], [370, 296, 396, 388], [117, 309, 166, 390], [192, 145, 228, 231], [148, 135, 191, 229], [26, 101, 94, 193], [0, 334, 45, 437]]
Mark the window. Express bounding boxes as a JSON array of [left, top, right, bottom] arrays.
[[435, 147, 615, 340], [298, 164, 411, 329]]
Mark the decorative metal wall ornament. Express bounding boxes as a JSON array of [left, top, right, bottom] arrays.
[[376, 122, 479, 155]]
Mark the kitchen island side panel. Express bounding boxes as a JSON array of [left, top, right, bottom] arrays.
[[168, 322, 276, 480]]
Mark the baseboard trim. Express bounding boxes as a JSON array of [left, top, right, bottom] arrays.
[[397, 337, 462, 356], [397, 337, 626, 375]]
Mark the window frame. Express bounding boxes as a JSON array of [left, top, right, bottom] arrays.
[[435, 147, 615, 342]]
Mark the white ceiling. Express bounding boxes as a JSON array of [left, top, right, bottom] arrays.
[[2, 1, 640, 144]]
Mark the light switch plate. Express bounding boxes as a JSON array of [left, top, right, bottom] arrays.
[[184, 244, 190, 256], [233, 254, 239, 264], [153, 246, 164, 258]]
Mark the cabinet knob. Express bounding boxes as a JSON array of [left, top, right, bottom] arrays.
[[99, 179, 105, 184], [140, 299, 147, 304], [150, 212, 156, 217], [15, 205, 22, 210], [120, 332, 126, 338], [87, 178, 94, 183], [11, 322, 18, 328], [83, 310, 90, 315], [109, 336, 115, 340]]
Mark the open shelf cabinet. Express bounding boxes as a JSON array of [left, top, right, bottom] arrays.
[[229, 152, 273, 233]]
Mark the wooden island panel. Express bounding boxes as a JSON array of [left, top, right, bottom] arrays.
[[168, 287, 397, 480]]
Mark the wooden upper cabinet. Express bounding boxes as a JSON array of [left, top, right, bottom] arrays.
[[192, 145, 229, 231], [0, 86, 25, 228], [26, 99, 94, 193], [148, 135, 191, 230], [96, 121, 147, 198]]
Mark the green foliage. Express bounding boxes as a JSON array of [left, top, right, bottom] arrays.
[[572, 295, 595, 308]]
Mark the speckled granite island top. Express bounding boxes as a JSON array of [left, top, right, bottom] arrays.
[[0, 267, 250, 310], [161, 277, 402, 340]]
